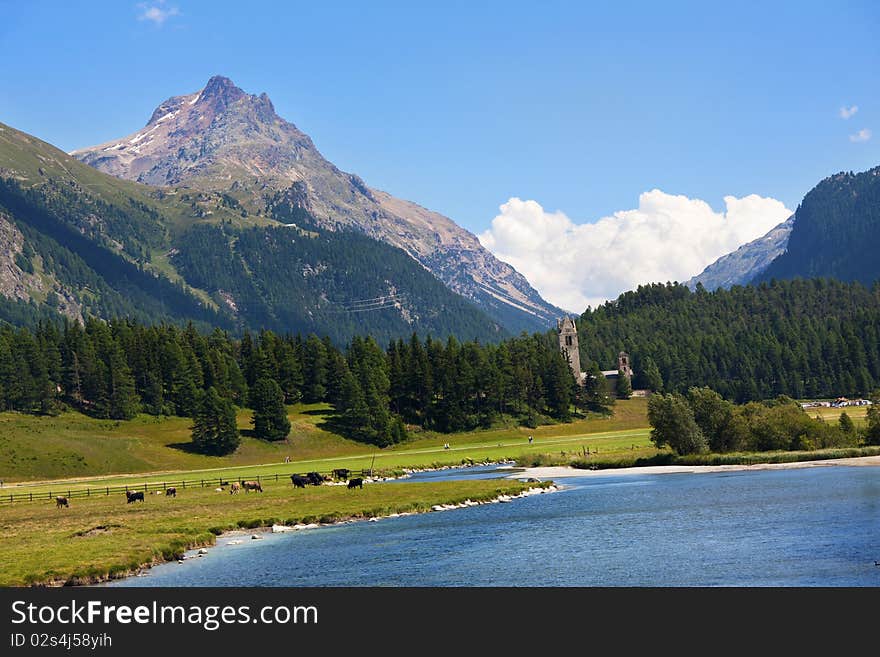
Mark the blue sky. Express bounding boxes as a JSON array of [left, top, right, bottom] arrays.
[[1, 1, 878, 308]]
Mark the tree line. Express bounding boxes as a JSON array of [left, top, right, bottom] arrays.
[[577, 278, 880, 401], [0, 318, 595, 453], [648, 387, 880, 455]]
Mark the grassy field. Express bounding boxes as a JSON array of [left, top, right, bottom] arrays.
[[807, 405, 869, 425], [0, 478, 538, 586], [0, 399, 652, 491], [2, 393, 878, 588]]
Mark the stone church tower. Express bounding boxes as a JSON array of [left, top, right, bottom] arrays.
[[618, 351, 633, 379], [557, 317, 582, 383]]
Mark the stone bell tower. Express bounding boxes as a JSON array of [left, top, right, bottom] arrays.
[[557, 317, 582, 383], [618, 351, 633, 379]]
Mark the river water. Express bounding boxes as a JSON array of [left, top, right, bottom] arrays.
[[106, 464, 880, 586]]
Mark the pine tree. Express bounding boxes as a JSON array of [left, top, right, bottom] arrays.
[[643, 357, 664, 392], [277, 343, 304, 404], [172, 358, 200, 417], [191, 387, 240, 455], [250, 377, 291, 441], [616, 370, 633, 400], [545, 349, 574, 420], [404, 333, 432, 425], [301, 335, 327, 402], [107, 344, 139, 420], [323, 348, 349, 405], [337, 369, 370, 440], [838, 411, 856, 435], [141, 370, 164, 416]]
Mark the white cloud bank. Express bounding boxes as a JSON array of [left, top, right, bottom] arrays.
[[478, 191, 792, 313], [839, 105, 859, 119], [849, 128, 872, 143]]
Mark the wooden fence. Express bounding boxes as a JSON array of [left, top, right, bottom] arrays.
[[0, 468, 374, 505]]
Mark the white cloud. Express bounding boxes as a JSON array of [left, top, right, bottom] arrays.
[[839, 105, 859, 119], [849, 128, 872, 143], [478, 191, 792, 313], [137, 1, 180, 26]]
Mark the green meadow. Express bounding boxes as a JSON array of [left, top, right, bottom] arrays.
[[0, 478, 539, 586], [0, 400, 652, 494]]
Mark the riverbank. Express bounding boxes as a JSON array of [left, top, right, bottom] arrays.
[[124, 482, 559, 584], [0, 479, 544, 587], [511, 454, 880, 480]]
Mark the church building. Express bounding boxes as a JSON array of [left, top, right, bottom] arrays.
[[557, 317, 633, 395]]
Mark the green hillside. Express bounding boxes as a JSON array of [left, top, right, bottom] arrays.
[[576, 279, 880, 401], [0, 123, 504, 343], [756, 166, 880, 286]]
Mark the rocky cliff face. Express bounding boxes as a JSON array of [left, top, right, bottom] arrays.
[[0, 210, 81, 320], [72, 76, 563, 333], [686, 215, 795, 291]]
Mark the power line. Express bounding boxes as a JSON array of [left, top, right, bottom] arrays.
[[323, 292, 408, 313]]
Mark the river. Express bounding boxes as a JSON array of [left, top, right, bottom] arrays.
[[105, 464, 880, 586]]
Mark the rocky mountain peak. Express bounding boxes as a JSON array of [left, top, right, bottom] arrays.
[[199, 75, 248, 109], [71, 77, 565, 332], [142, 75, 271, 128]]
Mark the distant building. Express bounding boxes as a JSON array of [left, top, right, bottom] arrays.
[[557, 317, 582, 383], [557, 318, 633, 395], [600, 352, 633, 393]]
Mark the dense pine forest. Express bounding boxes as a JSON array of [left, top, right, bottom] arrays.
[[756, 167, 880, 286], [579, 279, 880, 401], [0, 172, 506, 345], [0, 319, 583, 448], [0, 177, 226, 330], [171, 223, 504, 344]]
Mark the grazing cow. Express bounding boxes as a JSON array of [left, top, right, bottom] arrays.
[[230, 482, 241, 494], [242, 480, 263, 493], [165, 487, 177, 497], [126, 490, 145, 504], [306, 472, 324, 486], [347, 478, 363, 490], [332, 468, 350, 480], [291, 475, 309, 489], [55, 496, 69, 509]]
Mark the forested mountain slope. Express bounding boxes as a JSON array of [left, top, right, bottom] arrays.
[[71, 75, 564, 333], [576, 280, 880, 401], [0, 122, 504, 343], [755, 167, 880, 286]]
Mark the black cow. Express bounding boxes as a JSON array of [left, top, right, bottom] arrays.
[[291, 475, 309, 489], [55, 496, 69, 509], [126, 490, 145, 503], [306, 472, 324, 486], [347, 478, 364, 490], [332, 468, 350, 480], [165, 487, 177, 497]]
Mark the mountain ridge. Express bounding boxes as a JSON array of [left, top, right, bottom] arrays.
[[687, 215, 795, 291], [72, 75, 564, 333], [754, 166, 880, 286], [688, 164, 880, 291], [0, 121, 507, 344]]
